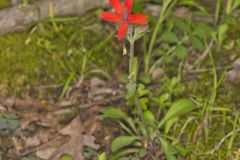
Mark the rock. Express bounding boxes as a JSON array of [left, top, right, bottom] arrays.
[[90, 77, 106, 88], [151, 68, 165, 81], [227, 58, 240, 83]]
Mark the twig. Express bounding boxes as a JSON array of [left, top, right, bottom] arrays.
[[185, 66, 232, 74], [189, 40, 214, 71], [58, 94, 125, 109], [178, 116, 195, 140], [20, 135, 61, 157], [78, 95, 124, 109], [206, 128, 240, 155]]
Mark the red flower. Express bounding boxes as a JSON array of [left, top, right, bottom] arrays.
[[101, 0, 148, 40]]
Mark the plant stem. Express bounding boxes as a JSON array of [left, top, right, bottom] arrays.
[[129, 40, 135, 83], [128, 39, 150, 140]]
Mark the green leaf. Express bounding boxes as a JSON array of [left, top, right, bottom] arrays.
[[193, 23, 214, 38], [7, 119, 19, 130], [103, 108, 127, 119], [161, 32, 179, 43], [160, 138, 177, 160], [159, 99, 196, 128], [178, 0, 207, 12], [97, 153, 106, 160], [191, 36, 204, 52], [126, 82, 137, 99], [139, 98, 149, 110], [174, 143, 189, 156], [175, 19, 191, 33], [60, 72, 75, 99], [111, 136, 139, 153], [159, 93, 170, 104], [233, 0, 240, 10], [217, 24, 228, 48], [139, 74, 151, 84], [137, 84, 150, 97], [164, 117, 179, 134], [143, 110, 155, 125], [60, 155, 73, 160], [110, 148, 138, 160], [138, 148, 147, 157], [175, 45, 188, 60]]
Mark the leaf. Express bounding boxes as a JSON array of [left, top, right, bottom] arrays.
[[161, 32, 179, 43], [60, 155, 73, 160], [159, 99, 196, 128], [164, 117, 179, 134], [139, 73, 151, 84], [178, 0, 207, 12], [126, 82, 137, 99], [193, 23, 214, 38], [36, 116, 99, 160], [110, 148, 138, 160], [217, 24, 228, 48], [139, 98, 149, 110], [143, 110, 155, 125], [233, 0, 240, 10], [102, 108, 127, 119], [111, 136, 139, 153], [138, 148, 147, 157], [175, 45, 188, 60], [137, 84, 150, 97], [191, 36, 204, 52], [97, 153, 106, 160], [173, 143, 189, 156], [160, 138, 177, 160], [60, 72, 75, 99], [175, 19, 191, 33], [159, 93, 170, 104]]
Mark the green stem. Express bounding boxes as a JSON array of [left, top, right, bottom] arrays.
[[134, 93, 150, 139], [208, 50, 217, 108], [129, 40, 135, 83], [128, 39, 150, 140]]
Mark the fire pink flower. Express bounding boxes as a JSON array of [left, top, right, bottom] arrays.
[[100, 0, 148, 40]]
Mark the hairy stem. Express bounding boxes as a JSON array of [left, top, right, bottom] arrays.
[[128, 39, 150, 140], [129, 40, 135, 83]]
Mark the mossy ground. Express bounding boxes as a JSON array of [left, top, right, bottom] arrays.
[[0, 11, 120, 96]]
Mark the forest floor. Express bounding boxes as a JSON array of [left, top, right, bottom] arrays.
[[0, 0, 240, 160]]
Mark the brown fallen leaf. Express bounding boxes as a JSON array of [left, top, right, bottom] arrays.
[[36, 116, 99, 160], [1, 97, 41, 109], [25, 135, 41, 149]]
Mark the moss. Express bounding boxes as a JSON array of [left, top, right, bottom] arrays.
[[0, 13, 120, 96], [0, 33, 40, 95], [0, 0, 10, 8]]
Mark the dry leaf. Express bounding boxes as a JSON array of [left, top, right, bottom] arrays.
[[25, 136, 41, 148], [36, 116, 99, 160]]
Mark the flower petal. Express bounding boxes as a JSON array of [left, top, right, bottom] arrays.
[[117, 21, 128, 40], [101, 12, 121, 22], [109, 0, 124, 14], [124, 0, 133, 14], [128, 14, 148, 24]]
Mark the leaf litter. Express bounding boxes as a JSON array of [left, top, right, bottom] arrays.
[[0, 77, 124, 159]]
